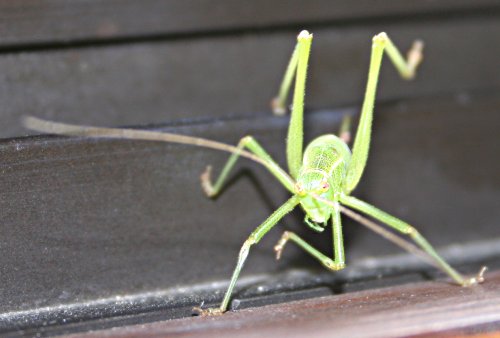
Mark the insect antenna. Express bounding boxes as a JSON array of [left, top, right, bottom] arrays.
[[23, 116, 267, 167]]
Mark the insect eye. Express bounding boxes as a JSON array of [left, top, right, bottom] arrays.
[[321, 182, 330, 191]]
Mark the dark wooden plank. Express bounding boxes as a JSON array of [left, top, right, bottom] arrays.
[[0, 93, 498, 328], [66, 270, 500, 338], [1, 0, 499, 47], [2, 17, 500, 138]]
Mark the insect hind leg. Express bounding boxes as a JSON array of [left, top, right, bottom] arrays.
[[340, 194, 487, 286]]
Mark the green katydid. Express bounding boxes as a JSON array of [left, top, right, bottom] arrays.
[[24, 30, 486, 317]]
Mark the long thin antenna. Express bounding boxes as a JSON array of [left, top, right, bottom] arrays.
[[24, 116, 267, 165]]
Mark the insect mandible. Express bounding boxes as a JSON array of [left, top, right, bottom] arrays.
[[24, 30, 486, 316]]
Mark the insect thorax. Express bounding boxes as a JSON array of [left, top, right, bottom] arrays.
[[300, 134, 351, 188], [295, 134, 351, 225]]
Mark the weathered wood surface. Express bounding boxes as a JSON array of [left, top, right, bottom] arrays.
[[1, 93, 498, 332], [1, 0, 499, 47], [1, 17, 499, 138], [67, 270, 500, 338], [1, 1, 499, 336]]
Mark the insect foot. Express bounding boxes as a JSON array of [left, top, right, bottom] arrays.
[[271, 96, 287, 116], [462, 266, 488, 287], [192, 306, 225, 317], [274, 231, 292, 260], [200, 165, 216, 197]]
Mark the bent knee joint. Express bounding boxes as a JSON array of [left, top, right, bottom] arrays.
[[373, 32, 388, 46], [405, 226, 418, 237], [239, 136, 254, 146], [322, 259, 345, 271], [239, 238, 255, 257], [280, 230, 292, 240]]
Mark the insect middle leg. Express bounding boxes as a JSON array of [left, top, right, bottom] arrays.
[[194, 196, 300, 316], [274, 201, 346, 271], [340, 194, 486, 286], [201, 135, 295, 197]]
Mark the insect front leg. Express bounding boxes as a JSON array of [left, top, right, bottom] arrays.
[[338, 115, 353, 144], [340, 194, 486, 286], [274, 201, 346, 271], [193, 196, 300, 316], [345, 33, 424, 194], [271, 41, 299, 116], [201, 135, 295, 197]]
